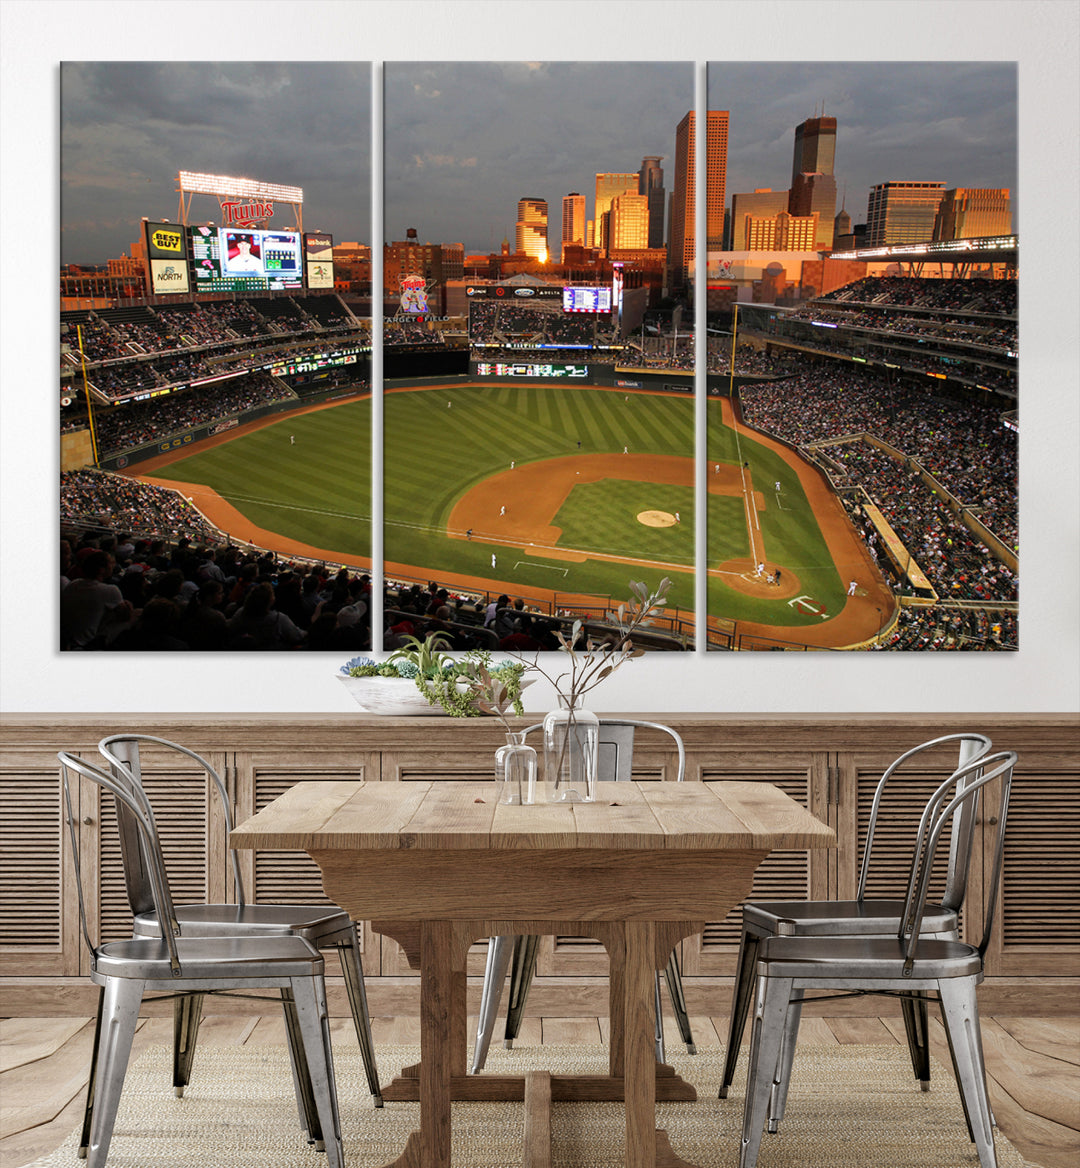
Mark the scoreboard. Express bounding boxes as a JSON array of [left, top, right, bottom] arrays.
[[562, 286, 612, 313], [189, 226, 304, 292], [474, 362, 588, 379]]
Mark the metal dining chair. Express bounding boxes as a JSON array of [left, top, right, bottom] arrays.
[[471, 718, 693, 1073], [85, 733, 380, 1147], [739, 750, 1017, 1168], [719, 732, 993, 1101], [58, 752, 344, 1168]]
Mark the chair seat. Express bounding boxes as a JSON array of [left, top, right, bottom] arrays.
[[133, 903, 351, 940], [745, 897, 958, 936], [758, 934, 984, 980], [93, 935, 324, 981]]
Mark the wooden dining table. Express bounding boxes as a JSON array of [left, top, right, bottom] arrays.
[[230, 777, 835, 1168]]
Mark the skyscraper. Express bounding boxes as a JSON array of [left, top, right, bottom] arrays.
[[638, 156, 665, 249], [610, 192, 650, 251], [561, 192, 586, 259], [593, 172, 638, 252], [790, 116, 837, 187], [730, 189, 789, 250], [515, 197, 548, 261], [668, 109, 728, 294], [865, 182, 945, 246], [789, 115, 838, 250], [932, 188, 1012, 240]]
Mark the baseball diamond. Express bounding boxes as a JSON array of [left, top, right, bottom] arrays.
[[137, 381, 891, 646]]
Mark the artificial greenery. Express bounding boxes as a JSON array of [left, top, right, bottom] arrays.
[[340, 638, 525, 719]]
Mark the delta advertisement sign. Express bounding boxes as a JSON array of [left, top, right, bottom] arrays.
[[144, 220, 190, 294]]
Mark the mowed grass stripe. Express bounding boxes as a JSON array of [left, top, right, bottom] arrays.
[[556, 481, 694, 565], [559, 390, 610, 451], [152, 405, 372, 552], [146, 387, 846, 627]]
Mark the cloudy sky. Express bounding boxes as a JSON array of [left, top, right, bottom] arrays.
[[61, 62, 371, 264], [384, 61, 691, 252], [711, 61, 1018, 225], [61, 57, 1016, 265]]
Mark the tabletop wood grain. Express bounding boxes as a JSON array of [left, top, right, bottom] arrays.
[[230, 779, 835, 853]]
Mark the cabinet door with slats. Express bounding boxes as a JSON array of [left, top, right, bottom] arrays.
[[236, 750, 382, 975], [981, 759, 1080, 977], [0, 756, 80, 975], [674, 753, 829, 977]]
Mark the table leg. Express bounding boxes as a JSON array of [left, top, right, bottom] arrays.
[[621, 921, 703, 1168], [624, 920, 657, 1168], [382, 919, 457, 1168]]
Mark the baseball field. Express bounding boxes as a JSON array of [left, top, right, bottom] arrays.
[[138, 381, 892, 646]]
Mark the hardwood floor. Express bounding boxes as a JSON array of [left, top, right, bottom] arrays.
[[2, 1013, 1077, 1168]]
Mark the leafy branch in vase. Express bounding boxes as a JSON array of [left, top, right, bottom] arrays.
[[519, 578, 670, 792]]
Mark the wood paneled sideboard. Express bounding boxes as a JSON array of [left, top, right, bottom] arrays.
[[2, 713, 1076, 1016]]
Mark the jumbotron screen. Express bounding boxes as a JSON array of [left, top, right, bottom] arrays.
[[562, 286, 612, 313], [189, 226, 304, 291]]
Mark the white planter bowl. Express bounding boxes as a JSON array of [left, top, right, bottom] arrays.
[[337, 674, 444, 715], [337, 673, 534, 717]]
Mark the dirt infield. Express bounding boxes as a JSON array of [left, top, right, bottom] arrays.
[[131, 382, 892, 647], [717, 398, 894, 647], [449, 452, 761, 553]]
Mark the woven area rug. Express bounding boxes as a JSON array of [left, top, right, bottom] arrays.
[[27, 1042, 1031, 1167]]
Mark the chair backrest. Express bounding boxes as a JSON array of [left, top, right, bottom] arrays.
[[523, 718, 685, 783], [899, 750, 1017, 966], [58, 751, 183, 976], [858, 733, 992, 910], [99, 734, 246, 910]]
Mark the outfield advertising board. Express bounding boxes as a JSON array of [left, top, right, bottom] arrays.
[[304, 233, 334, 289], [144, 221, 190, 294]]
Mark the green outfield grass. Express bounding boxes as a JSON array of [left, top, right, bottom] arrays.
[[150, 402, 372, 556], [147, 384, 846, 626]]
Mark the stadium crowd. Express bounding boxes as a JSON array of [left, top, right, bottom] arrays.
[[784, 303, 1017, 350], [835, 444, 1017, 604], [88, 371, 296, 456], [61, 295, 363, 369], [870, 605, 1017, 651], [819, 276, 1016, 316], [739, 361, 1018, 550], [469, 302, 619, 349], [61, 478, 377, 652]]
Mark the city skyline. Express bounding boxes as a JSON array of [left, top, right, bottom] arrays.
[[384, 61, 691, 254], [60, 60, 1018, 267], [710, 61, 1018, 231]]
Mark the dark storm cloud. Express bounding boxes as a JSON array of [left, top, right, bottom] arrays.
[[709, 62, 1018, 226], [384, 61, 693, 252], [61, 62, 371, 264]]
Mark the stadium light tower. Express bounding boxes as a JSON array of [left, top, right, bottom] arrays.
[[177, 171, 304, 232]]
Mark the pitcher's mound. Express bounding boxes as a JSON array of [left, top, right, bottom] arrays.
[[638, 510, 678, 528]]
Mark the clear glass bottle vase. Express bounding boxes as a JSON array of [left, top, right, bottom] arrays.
[[495, 731, 537, 805], [542, 696, 599, 802]]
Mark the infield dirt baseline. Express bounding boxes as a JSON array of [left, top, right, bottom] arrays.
[[135, 381, 890, 646]]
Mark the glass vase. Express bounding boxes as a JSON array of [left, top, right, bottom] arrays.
[[542, 696, 599, 802], [495, 731, 537, 805]]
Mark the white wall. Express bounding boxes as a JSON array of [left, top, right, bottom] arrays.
[[2, 1, 1077, 715]]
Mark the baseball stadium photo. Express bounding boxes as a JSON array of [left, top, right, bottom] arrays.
[[60, 60, 1017, 654]]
